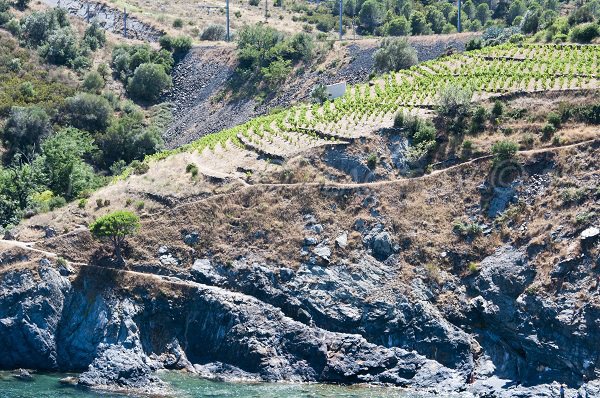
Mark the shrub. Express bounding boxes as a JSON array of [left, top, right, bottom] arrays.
[[186, 163, 199, 177], [201, 24, 226, 41], [491, 100, 504, 121], [135, 200, 145, 210], [547, 111, 561, 128], [78, 198, 87, 209], [172, 18, 184, 28], [470, 105, 487, 134], [541, 123, 556, 141], [465, 38, 483, 51], [261, 59, 291, 89], [2, 106, 52, 156], [89, 210, 140, 263], [40, 127, 100, 200], [39, 27, 79, 66], [311, 83, 328, 104], [82, 71, 105, 93], [96, 198, 104, 208], [130, 160, 149, 175], [491, 140, 519, 163], [384, 16, 410, 36], [112, 44, 174, 82], [358, 0, 384, 32], [453, 221, 483, 239], [366, 153, 377, 169], [64, 93, 112, 132], [373, 37, 418, 73], [127, 63, 173, 102], [5, 18, 20, 36], [436, 84, 473, 134], [569, 23, 599, 44], [83, 21, 106, 50], [96, 111, 164, 167], [159, 35, 193, 55], [249, 0, 259, 5]]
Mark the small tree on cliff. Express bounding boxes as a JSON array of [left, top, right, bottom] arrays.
[[89, 210, 140, 264]]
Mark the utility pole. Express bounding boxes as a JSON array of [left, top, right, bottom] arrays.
[[457, 0, 462, 33], [339, 0, 343, 40], [86, 2, 90, 22], [124, 8, 127, 38], [226, 0, 230, 41]]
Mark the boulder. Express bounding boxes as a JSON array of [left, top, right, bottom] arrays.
[[372, 231, 394, 261]]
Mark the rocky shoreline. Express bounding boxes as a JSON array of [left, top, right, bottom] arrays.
[[2, 234, 600, 397]]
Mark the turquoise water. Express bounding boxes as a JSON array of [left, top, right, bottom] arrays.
[[0, 371, 449, 398]]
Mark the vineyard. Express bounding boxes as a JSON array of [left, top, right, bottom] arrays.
[[148, 43, 599, 167]]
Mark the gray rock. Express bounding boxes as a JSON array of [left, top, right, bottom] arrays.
[[581, 227, 599, 248], [183, 232, 199, 246], [488, 186, 517, 218], [307, 224, 324, 234], [371, 231, 394, 261], [78, 345, 167, 394], [44, 227, 56, 239], [303, 236, 319, 246], [335, 232, 348, 249], [313, 244, 331, 262]]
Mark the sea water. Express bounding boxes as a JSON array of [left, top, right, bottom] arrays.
[[0, 371, 457, 398]]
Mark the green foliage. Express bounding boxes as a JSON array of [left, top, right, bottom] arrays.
[[358, 0, 384, 32], [111, 44, 174, 82], [384, 16, 411, 36], [569, 23, 600, 43], [83, 21, 106, 51], [172, 18, 184, 28], [82, 71, 105, 93], [159, 35, 193, 55], [453, 221, 483, 239], [2, 106, 52, 156], [436, 84, 473, 135], [127, 63, 173, 103], [186, 163, 199, 177], [21, 8, 70, 47], [466, 38, 483, 51], [39, 26, 79, 66], [373, 37, 418, 73], [89, 210, 140, 261], [491, 140, 519, 163], [366, 152, 377, 169], [261, 59, 291, 89], [39, 127, 100, 200], [201, 24, 226, 41], [310, 83, 328, 104], [64, 93, 112, 132], [96, 108, 164, 168]]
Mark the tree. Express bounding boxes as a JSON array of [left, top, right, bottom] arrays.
[[261, 59, 291, 89], [358, 0, 384, 32], [491, 140, 519, 163], [200, 24, 226, 41], [236, 24, 282, 71], [127, 63, 172, 102], [89, 210, 140, 263], [40, 26, 79, 66], [507, 0, 526, 25], [64, 93, 112, 132], [2, 106, 52, 156], [83, 20, 106, 51], [436, 84, 473, 135], [82, 71, 105, 93], [96, 110, 163, 168], [410, 11, 432, 35], [426, 7, 446, 34], [39, 128, 99, 200], [373, 37, 418, 72], [570, 23, 600, 43], [14, 0, 30, 10], [476, 3, 491, 25], [384, 16, 410, 36]]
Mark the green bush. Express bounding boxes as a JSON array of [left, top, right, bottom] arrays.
[[82, 71, 105, 93], [159, 35, 193, 55], [83, 21, 106, 51], [172, 18, 184, 28], [2, 106, 52, 156], [127, 63, 173, 102], [465, 38, 483, 51], [39, 27, 79, 66], [570, 23, 599, 43], [491, 140, 519, 163], [373, 37, 418, 72], [261, 59, 291, 89], [384, 16, 411, 36], [112, 44, 174, 82], [201, 24, 226, 41], [436, 84, 473, 134], [40, 127, 101, 200], [64, 93, 112, 132]]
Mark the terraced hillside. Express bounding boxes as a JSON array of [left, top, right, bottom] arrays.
[[149, 43, 599, 176]]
